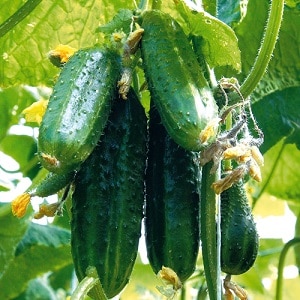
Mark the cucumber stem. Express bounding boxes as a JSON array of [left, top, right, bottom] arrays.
[[0, 0, 42, 38], [276, 238, 300, 300], [230, 0, 284, 103], [200, 162, 221, 300], [71, 267, 108, 300]]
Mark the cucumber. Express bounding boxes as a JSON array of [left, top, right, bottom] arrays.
[[140, 10, 219, 151], [145, 105, 201, 283], [220, 176, 259, 275], [71, 88, 147, 299], [29, 170, 75, 198], [38, 47, 121, 174]]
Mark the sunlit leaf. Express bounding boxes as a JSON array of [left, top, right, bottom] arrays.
[[175, 0, 241, 71], [0, 0, 136, 87]]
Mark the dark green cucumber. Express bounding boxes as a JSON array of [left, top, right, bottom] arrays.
[[71, 88, 147, 299], [141, 10, 218, 151], [38, 47, 121, 174], [145, 105, 201, 283], [221, 176, 259, 275]]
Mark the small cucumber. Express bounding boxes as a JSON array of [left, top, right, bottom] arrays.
[[71, 88, 147, 299], [29, 169, 75, 198], [38, 47, 121, 174], [220, 176, 259, 275], [141, 10, 219, 151], [145, 106, 201, 283]]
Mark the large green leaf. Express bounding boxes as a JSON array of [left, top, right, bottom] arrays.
[[252, 87, 300, 154], [253, 140, 300, 202], [174, 0, 241, 71], [14, 278, 58, 300], [217, 0, 300, 100], [0, 0, 136, 87], [0, 222, 71, 299], [250, 87, 300, 202], [0, 203, 30, 277]]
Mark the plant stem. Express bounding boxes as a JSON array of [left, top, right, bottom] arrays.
[[137, 0, 148, 11], [200, 162, 221, 300], [71, 267, 108, 300], [229, 0, 284, 103], [276, 238, 300, 300], [0, 0, 42, 38]]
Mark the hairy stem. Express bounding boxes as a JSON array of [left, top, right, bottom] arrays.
[[276, 238, 300, 300], [228, 0, 284, 104]]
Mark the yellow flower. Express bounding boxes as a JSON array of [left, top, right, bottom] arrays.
[[48, 44, 76, 65], [11, 193, 31, 218], [22, 99, 49, 125]]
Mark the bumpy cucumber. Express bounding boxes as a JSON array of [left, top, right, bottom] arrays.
[[221, 176, 259, 275], [145, 105, 201, 283], [71, 88, 147, 299], [38, 47, 121, 174], [28, 170, 75, 198], [141, 10, 218, 151]]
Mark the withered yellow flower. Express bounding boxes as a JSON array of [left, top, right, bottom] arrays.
[[48, 44, 76, 64], [11, 193, 31, 218], [22, 99, 48, 125], [34, 203, 60, 219]]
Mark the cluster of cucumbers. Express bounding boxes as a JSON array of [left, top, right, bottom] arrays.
[[35, 9, 259, 299]]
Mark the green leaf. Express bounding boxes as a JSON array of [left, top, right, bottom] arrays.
[[14, 278, 58, 300], [0, 134, 39, 178], [0, 0, 135, 87], [0, 86, 38, 141], [217, 0, 243, 27], [252, 87, 300, 154], [0, 222, 72, 299], [175, 0, 241, 71], [0, 203, 30, 277], [97, 9, 133, 35], [217, 0, 300, 100], [258, 141, 300, 202]]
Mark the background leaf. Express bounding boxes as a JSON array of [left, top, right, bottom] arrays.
[[0, 203, 30, 278], [216, 0, 300, 101], [0, 0, 136, 87], [0, 222, 72, 299], [252, 87, 300, 154], [175, 0, 241, 71], [0, 86, 39, 141]]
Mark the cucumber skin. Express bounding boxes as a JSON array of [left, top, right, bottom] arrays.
[[141, 10, 218, 151], [221, 178, 259, 275], [32, 171, 74, 197], [145, 105, 201, 283], [38, 47, 121, 174], [71, 89, 147, 299]]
